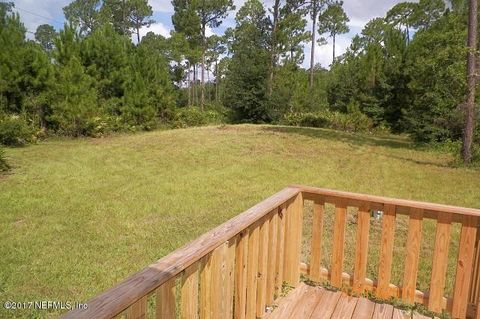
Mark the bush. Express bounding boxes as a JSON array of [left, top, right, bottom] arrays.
[[0, 115, 34, 146], [0, 147, 9, 172], [281, 110, 374, 133], [173, 106, 227, 128]]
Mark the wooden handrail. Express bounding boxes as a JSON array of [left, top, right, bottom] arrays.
[[62, 186, 300, 319], [62, 185, 480, 319]]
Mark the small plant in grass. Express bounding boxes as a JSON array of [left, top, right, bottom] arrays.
[[0, 147, 9, 172]]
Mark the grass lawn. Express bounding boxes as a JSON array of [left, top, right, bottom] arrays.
[[1, 124, 479, 318]]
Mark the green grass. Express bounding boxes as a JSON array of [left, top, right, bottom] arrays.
[[0, 125, 479, 318]]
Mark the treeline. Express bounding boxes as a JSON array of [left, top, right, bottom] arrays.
[[0, 0, 478, 159]]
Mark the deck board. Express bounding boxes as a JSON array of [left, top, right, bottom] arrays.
[[266, 283, 439, 319]]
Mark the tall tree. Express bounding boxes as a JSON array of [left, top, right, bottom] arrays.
[[102, 0, 154, 42], [206, 35, 226, 102], [318, 1, 349, 63], [35, 24, 57, 52], [303, 0, 330, 88], [194, 0, 235, 110], [462, 0, 477, 163], [386, 2, 416, 43], [63, 0, 102, 35]]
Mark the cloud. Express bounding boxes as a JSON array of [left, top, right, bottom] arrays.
[[134, 22, 172, 42], [150, 0, 174, 13], [13, 0, 69, 36], [302, 34, 351, 69]]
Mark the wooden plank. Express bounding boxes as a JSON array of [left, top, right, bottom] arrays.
[[402, 208, 423, 303], [211, 243, 227, 319], [275, 205, 286, 296], [125, 296, 147, 319], [234, 232, 248, 319], [266, 210, 279, 305], [181, 263, 199, 319], [287, 285, 324, 319], [331, 200, 347, 288], [200, 254, 212, 319], [372, 303, 394, 319], [452, 215, 478, 318], [224, 238, 236, 319], [62, 187, 300, 319], [283, 199, 295, 286], [264, 283, 309, 319], [156, 277, 176, 319], [330, 293, 358, 318], [310, 289, 342, 318], [256, 216, 270, 318], [352, 297, 375, 319], [245, 223, 260, 319], [376, 204, 396, 299], [310, 200, 325, 282], [428, 212, 452, 313], [353, 202, 371, 293], [283, 193, 303, 287], [293, 185, 480, 217], [392, 308, 410, 319]]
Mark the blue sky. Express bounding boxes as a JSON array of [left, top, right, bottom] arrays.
[[12, 0, 407, 68]]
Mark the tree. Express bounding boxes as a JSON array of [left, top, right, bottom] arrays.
[[206, 35, 226, 101], [303, 0, 331, 88], [63, 0, 102, 35], [386, 2, 416, 43], [102, 0, 155, 42], [318, 1, 349, 63], [195, 0, 235, 110], [223, 0, 271, 122], [462, 0, 477, 163], [410, 0, 445, 29], [35, 24, 57, 52]]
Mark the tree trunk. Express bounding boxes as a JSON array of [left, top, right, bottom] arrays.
[[193, 64, 197, 106], [201, 26, 206, 111], [332, 34, 336, 64], [462, 0, 478, 164], [215, 60, 219, 102], [269, 0, 280, 96], [406, 24, 410, 45], [309, 4, 317, 89], [187, 62, 191, 106], [136, 20, 140, 43]]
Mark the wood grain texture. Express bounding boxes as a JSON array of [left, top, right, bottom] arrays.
[[286, 285, 323, 319], [126, 296, 146, 319], [200, 254, 212, 319], [402, 208, 423, 303], [310, 290, 342, 318], [310, 200, 325, 282], [156, 277, 176, 319], [256, 217, 270, 318], [275, 204, 286, 296], [330, 293, 358, 318], [264, 283, 309, 319], [331, 200, 347, 288], [353, 202, 371, 293], [245, 223, 260, 319], [224, 238, 236, 319], [181, 263, 199, 319], [266, 210, 278, 305], [428, 212, 452, 313], [234, 232, 248, 319], [376, 204, 396, 299], [211, 243, 227, 319], [372, 303, 394, 319], [392, 308, 410, 319], [352, 297, 376, 319], [452, 215, 477, 318], [62, 187, 299, 319]]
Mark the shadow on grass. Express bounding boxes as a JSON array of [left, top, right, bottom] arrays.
[[262, 125, 412, 150], [262, 125, 456, 168]]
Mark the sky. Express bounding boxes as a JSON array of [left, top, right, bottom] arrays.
[[12, 0, 408, 69]]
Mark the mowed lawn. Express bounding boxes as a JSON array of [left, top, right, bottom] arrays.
[[1, 125, 479, 318]]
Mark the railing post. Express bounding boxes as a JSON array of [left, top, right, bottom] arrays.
[[283, 193, 304, 287], [467, 224, 480, 319]]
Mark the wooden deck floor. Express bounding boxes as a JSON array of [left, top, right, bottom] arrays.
[[265, 283, 434, 319]]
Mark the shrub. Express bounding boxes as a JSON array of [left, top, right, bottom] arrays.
[[0, 115, 34, 146], [281, 110, 374, 133], [173, 106, 227, 128], [0, 147, 9, 172]]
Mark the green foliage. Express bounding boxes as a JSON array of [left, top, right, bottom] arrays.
[[35, 24, 57, 52], [173, 106, 226, 128], [0, 114, 34, 146], [0, 146, 9, 172], [282, 109, 373, 133]]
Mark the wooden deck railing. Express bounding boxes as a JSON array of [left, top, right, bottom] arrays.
[[62, 185, 480, 319]]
